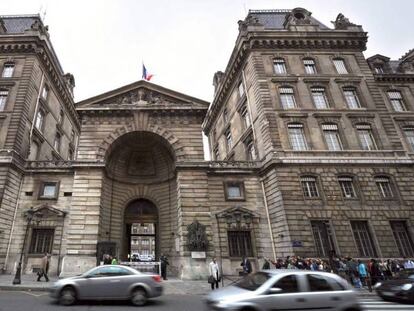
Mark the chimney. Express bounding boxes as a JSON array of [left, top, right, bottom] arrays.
[[213, 71, 224, 94], [63, 73, 75, 98]]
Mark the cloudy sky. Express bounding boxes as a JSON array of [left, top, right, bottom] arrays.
[[1, 0, 413, 103]]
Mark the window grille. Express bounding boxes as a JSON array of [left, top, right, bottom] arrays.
[[390, 221, 414, 257], [288, 124, 308, 150], [333, 59, 348, 74], [29, 228, 54, 254], [279, 87, 296, 109], [343, 88, 361, 109], [404, 127, 414, 151], [311, 221, 336, 257], [228, 231, 253, 257], [387, 91, 406, 112], [304, 59, 317, 74], [311, 87, 329, 109], [273, 58, 287, 74], [301, 176, 319, 198], [0, 90, 8, 111], [351, 221, 377, 257], [338, 176, 356, 198]]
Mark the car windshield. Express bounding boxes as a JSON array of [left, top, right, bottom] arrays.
[[235, 272, 272, 291]]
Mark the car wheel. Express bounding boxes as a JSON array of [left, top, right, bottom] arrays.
[[131, 288, 147, 306], [59, 286, 77, 306]]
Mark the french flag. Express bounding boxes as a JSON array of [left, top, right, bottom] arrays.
[[142, 64, 154, 81]]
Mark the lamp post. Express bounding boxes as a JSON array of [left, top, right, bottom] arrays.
[[12, 208, 42, 285]]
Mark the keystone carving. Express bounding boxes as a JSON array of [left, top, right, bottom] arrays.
[[186, 220, 208, 251]]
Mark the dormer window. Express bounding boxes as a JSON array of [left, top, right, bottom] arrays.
[[374, 65, 384, 74], [2, 62, 14, 78]]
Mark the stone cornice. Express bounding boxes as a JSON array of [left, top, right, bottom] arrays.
[[77, 106, 207, 117], [203, 29, 368, 133], [0, 35, 80, 130], [374, 73, 414, 83]]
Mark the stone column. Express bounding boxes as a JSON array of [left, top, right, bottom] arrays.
[[60, 168, 103, 277]]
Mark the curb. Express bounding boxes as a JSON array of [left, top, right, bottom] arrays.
[[0, 285, 50, 292]]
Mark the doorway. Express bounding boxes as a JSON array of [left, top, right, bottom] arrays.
[[124, 199, 158, 261]]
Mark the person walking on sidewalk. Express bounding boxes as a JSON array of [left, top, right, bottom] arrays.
[[37, 253, 50, 282], [160, 254, 169, 280], [208, 257, 221, 290], [241, 256, 252, 275], [358, 260, 368, 287]]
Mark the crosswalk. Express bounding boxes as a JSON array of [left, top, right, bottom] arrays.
[[359, 297, 414, 310]]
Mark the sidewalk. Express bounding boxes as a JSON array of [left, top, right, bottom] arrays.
[[0, 274, 375, 297]]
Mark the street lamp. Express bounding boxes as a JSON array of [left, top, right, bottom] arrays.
[[12, 208, 42, 285]]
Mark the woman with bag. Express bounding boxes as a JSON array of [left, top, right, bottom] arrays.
[[208, 257, 221, 290]]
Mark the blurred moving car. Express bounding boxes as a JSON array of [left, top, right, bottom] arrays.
[[374, 269, 414, 303], [205, 270, 361, 311], [49, 265, 162, 306], [139, 254, 155, 262]]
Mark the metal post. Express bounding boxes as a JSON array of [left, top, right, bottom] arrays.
[[12, 217, 32, 285]]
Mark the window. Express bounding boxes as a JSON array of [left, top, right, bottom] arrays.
[[301, 176, 319, 198], [351, 221, 377, 257], [35, 109, 45, 132], [29, 228, 54, 254], [272, 275, 299, 293], [273, 58, 287, 74], [68, 149, 74, 160], [54, 133, 61, 152], [2, 63, 14, 78], [338, 176, 356, 198], [404, 127, 414, 151], [58, 109, 64, 125], [41, 85, 49, 99], [303, 59, 317, 74], [228, 231, 253, 257], [224, 181, 245, 200], [28, 141, 40, 161], [390, 221, 414, 257], [225, 127, 232, 150], [238, 81, 245, 98], [213, 145, 219, 160], [307, 274, 335, 292], [356, 124, 377, 150], [223, 108, 228, 123], [288, 123, 308, 151], [39, 182, 59, 199], [0, 90, 8, 111], [322, 124, 342, 151], [343, 88, 361, 109], [240, 106, 251, 128], [374, 65, 384, 74], [311, 87, 329, 109], [311, 221, 336, 257], [333, 58, 348, 74], [279, 87, 296, 109], [245, 138, 257, 161], [387, 91, 406, 112], [375, 176, 394, 199]]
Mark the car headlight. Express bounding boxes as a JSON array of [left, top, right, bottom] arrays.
[[401, 284, 413, 291], [373, 282, 382, 289]]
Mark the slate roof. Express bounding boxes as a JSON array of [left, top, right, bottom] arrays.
[[248, 9, 330, 30], [0, 15, 41, 34]]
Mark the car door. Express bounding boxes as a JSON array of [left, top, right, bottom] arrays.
[[256, 274, 307, 311], [76, 267, 109, 299], [300, 273, 345, 311]]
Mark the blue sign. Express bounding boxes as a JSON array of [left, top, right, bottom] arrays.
[[292, 240, 303, 247]]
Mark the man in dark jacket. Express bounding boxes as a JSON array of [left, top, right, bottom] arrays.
[[160, 254, 169, 280], [241, 256, 252, 274]]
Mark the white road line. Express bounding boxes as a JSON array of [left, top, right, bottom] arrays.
[[359, 298, 414, 310]]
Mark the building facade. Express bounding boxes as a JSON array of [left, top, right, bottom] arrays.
[[0, 8, 413, 279]]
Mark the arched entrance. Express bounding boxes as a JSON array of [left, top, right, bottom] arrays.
[[123, 199, 158, 261]]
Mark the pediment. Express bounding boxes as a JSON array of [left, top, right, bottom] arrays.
[[31, 204, 67, 218], [76, 80, 209, 110]]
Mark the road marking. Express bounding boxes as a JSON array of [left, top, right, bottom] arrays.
[[0, 290, 47, 297]]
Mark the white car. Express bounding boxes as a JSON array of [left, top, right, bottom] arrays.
[[139, 254, 154, 262]]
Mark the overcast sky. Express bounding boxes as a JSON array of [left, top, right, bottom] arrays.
[[1, 0, 413, 103]]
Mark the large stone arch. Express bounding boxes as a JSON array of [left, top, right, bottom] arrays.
[[96, 123, 186, 161]]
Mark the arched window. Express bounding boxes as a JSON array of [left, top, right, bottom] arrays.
[[287, 123, 308, 150], [333, 58, 348, 74], [343, 87, 361, 109], [375, 175, 394, 198], [273, 58, 287, 74], [279, 86, 296, 109], [1, 62, 14, 78], [300, 176, 319, 198], [337, 175, 356, 198], [303, 58, 317, 74]]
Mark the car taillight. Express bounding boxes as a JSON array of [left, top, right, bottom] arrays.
[[152, 275, 161, 283]]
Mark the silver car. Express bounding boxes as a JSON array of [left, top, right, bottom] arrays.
[[49, 265, 163, 306], [206, 270, 361, 311]]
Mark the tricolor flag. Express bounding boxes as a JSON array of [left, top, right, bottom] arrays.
[[142, 64, 154, 81]]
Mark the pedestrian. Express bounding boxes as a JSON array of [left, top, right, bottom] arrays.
[[369, 259, 381, 286], [160, 254, 169, 280], [357, 260, 368, 288], [103, 254, 111, 265], [262, 257, 270, 270], [208, 257, 221, 290], [37, 253, 50, 282], [240, 256, 252, 275], [111, 256, 118, 265]]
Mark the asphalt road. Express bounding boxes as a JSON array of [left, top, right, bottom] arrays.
[[0, 291, 205, 311]]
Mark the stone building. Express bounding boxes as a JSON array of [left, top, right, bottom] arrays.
[[0, 8, 413, 279]]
